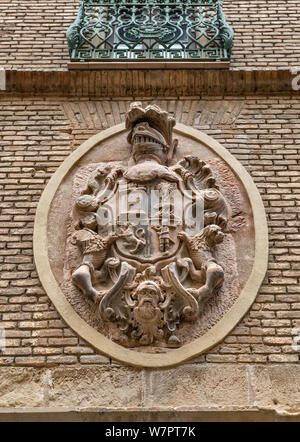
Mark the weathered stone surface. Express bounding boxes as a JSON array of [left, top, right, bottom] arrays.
[[57, 103, 243, 352], [148, 364, 249, 408], [251, 365, 300, 412], [0, 368, 44, 407], [48, 367, 143, 407], [1, 364, 300, 415]]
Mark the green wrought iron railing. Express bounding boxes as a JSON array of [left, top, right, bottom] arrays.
[[67, 0, 234, 62]]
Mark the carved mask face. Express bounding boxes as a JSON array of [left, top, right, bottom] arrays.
[[131, 122, 169, 165], [135, 281, 162, 307]]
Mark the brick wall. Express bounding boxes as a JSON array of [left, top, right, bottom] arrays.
[[0, 0, 299, 418], [0, 96, 299, 369], [0, 0, 300, 71]]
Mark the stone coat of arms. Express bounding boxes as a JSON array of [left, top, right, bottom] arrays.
[[66, 103, 233, 348], [34, 100, 268, 365]]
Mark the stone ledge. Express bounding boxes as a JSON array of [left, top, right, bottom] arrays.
[[0, 69, 298, 97], [0, 407, 299, 422], [68, 61, 230, 70]]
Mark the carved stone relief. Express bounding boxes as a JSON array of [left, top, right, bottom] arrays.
[[57, 103, 245, 349], [35, 101, 268, 365]]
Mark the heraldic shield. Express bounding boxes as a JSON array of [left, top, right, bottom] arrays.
[[34, 102, 268, 367]]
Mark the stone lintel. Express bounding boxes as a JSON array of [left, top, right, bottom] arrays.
[[1, 365, 300, 418]]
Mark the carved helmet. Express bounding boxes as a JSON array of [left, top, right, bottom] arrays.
[[125, 102, 178, 163]]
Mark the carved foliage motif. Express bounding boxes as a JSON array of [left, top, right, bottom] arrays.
[[67, 103, 236, 348]]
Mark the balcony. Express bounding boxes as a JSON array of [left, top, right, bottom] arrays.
[[66, 0, 234, 64]]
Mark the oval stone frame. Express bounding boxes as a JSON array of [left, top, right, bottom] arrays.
[[33, 123, 268, 368]]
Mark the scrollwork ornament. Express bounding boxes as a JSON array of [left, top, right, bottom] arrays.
[[68, 102, 233, 347]]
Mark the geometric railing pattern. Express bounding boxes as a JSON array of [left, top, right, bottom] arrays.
[[67, 0, 234, 62]]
